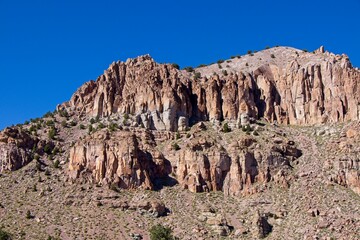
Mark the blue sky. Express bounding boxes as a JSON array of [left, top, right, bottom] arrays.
[[1, 0, 359, 129]]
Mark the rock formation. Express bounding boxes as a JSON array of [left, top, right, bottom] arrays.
[[58, 46, 360, 131]]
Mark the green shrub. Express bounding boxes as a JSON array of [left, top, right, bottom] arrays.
[[108, 123, 118, 132], [88, 125, 93, 134], [186, 133, 191, 138], [59, 109, 69, 118], [0, 227, 12, 240], [175, 132, 181, 140], [26, 210, 32, 219], [194, 72, 201, 80], [90, 118, 96, 124], [70, 121, 77, 127], [222, 123, 231, 133], [303, 49, 308, 52], [97, 122, 105, 130], [61, 120, 67, 128], [171, 63, 180, 70], [44, 144, 52, 154], [79, 124, 86, 130], [46, 120, 54, 126], [172, 143, 180, 151], [183, 66, 194, 72], [265, 46, 270, 49], [149, 224, 176, 240], [43, 111, 53, 118], [53, 160, 60, 169]]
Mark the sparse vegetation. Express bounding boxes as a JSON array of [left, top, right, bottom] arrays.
[[194, 72, 201, 80], [149, 224, 176, 240], [222, 122, 231, 133], [53, 160, 60, 169], [172, 143, 180, 151], [183, 66, 194, 72], [79, 124, 86, 130], [222, 70, 228, 76], [271, 54, 275, 58], [171, 63, 180, 70], [0, 227, 11, 240], [48, 127, 56, 140]]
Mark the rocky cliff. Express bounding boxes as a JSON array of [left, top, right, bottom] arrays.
[[1, 46, 359, 197], [59, 46, 360, 131]]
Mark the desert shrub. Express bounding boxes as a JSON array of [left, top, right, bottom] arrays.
[[24, 120, 29, 125], [194, 72, 201, 80], [197, 64, 207, 68], [149, 224, 176, 240], [217, 59, 224, 64], [183, 66, 194, 72], [44, 144, 52, 154], [270, 54, 275, 58], [26, 210, 32, 219], [175, 132, 181, 140], [32, 184, 37, 192], [222, 123, 231, 133], [247, 50, 252, 54], [88, 125, 93, 134], [97, 122, 105, 130], [46, 120, 54, 126], [59, 109, 69, 118], [108, 123, 118, 132], [70, 121, 77, 127], [245, 63, 249, 66], [171, 63, 180, 69], [186, 133, 191, 138], [172, 143, 180, 151], [61, 120, 67, 128], [90, 118, 96, 124], [303, 49, 308, 52], [53, 160, 60, 169], [222, 70, 228, 76], [230, 56, 235, 59], [45, 169, 51, 176], [265, 46, 270, 49], [218, 63, 222, 69], [43, 111, 53, 118], [0, 227, 12, 240], [79, 124, 86, 130]]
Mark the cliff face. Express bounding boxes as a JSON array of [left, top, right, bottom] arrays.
[[59, 47, 360, 131], [1, 46, 359, 197]]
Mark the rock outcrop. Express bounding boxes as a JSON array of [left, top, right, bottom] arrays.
[[68, 130, 171, 190], [58, 47, 360, 131], [0, 128, 38, 172]]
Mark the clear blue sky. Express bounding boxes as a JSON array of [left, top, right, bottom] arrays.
[[1, 0, 359, 130]]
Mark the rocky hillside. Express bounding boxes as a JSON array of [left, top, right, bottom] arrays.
[[0, 46, 359, 239]]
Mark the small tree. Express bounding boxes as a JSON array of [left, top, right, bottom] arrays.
[[222, 123, 231, 133], [149, 224, 176, 240], [171, 63, 180, 70], [0, 227, 12, 240], [183, 66, 194, 72], [194, 72, 201, 80]]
